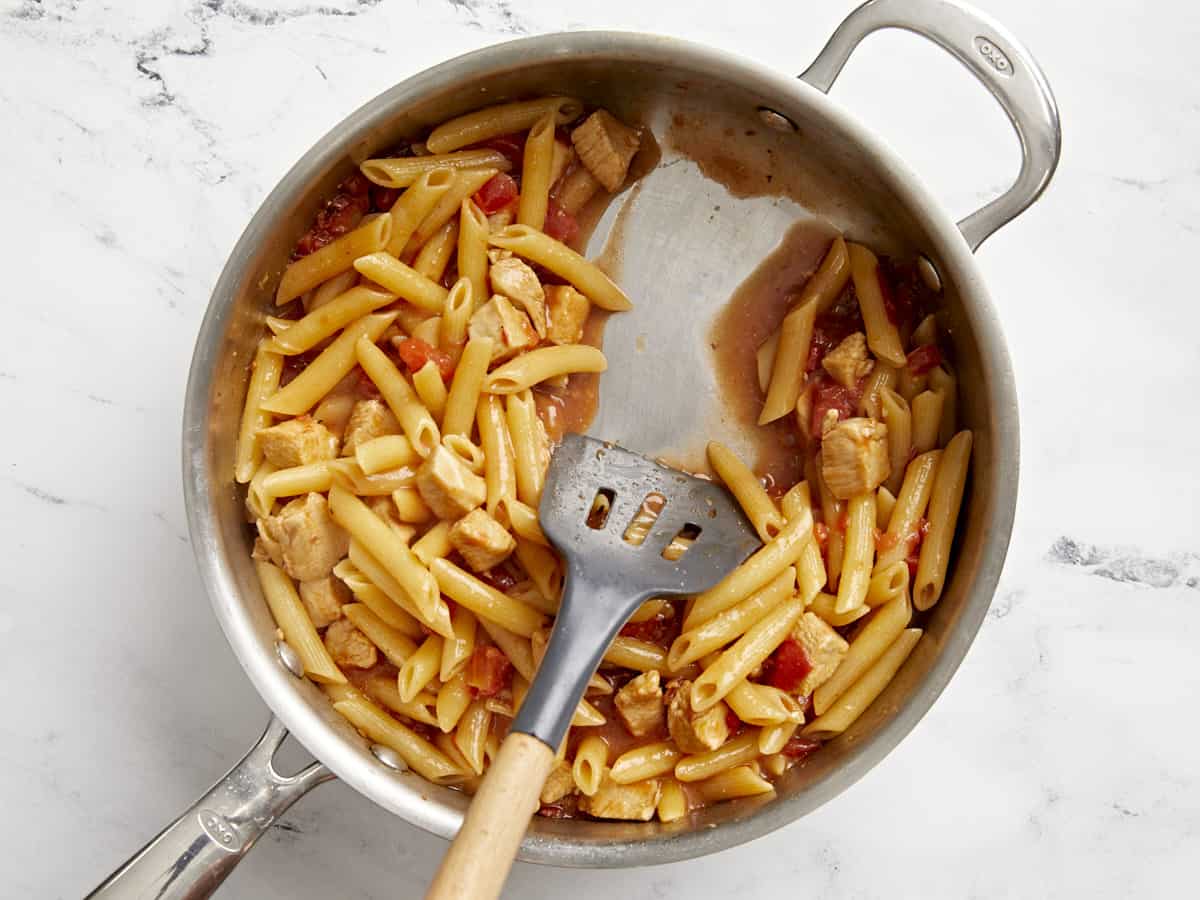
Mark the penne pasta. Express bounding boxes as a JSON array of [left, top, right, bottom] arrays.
[[610, 742, 681, 785], [758, 719, 800, 756], [847, 242, 906, 365], [412, 360, 449, 423], [808, 452, 845, 591], [875, 450, 940, 573], [385, 167, 455, 257], [517, 111, 556, 230], [411, 519, 454, 567], [361, 149, 512, 188], [442, 337, 493, 437], [412, 220, 460, 283], [489, 225, 632, 311], [814, 593, 912, 715], [675, 731, 761, 783], [866, 560, 909, 608], [876, 485, 897, 531], [690, 598, 804, 712], [484, 344, 607, 394], [269, 285, 396, 355], [802, 629, 922, 740], [457, 203, 489, 312], [356, 336, 440, 458], [759, 300, 818, 425], [835, 491, 876, 614], [355, 434, 418, 476], [343, 602, 419, 667], [657, 777, 689, 822], [404, 167, 498, 259], [779, 482, 827, 603], [260, 461, 332, 504], [440, 604, 478, 681], [929, 364, 958, 447], [476, 394, 517, 512], [439, 276, 474, 359], [914, 430, 972, 610], [442, 433, 486, 475], [425, 96, 583, 154], [604, 637, 667, 672], [261, 312, 396, 417], [398, 633, 444, 702], [668, 568, 794, 670], [436, 671, 473, 733], [454, 699, 492, 775], [253, 559, 345, 683], [859, 361, 898, 419], [694, 765, 775, 803], [808, 591, 871, 627], [331, 693, 462, 783], [707, 441, 785, 541], [354, 251, 448, 314], [879, 387, 912, 496], [495, 497, 549, 546], [236, 347, 284, 483], [308, 270, 358, 313], [572, 735, 609, 796], [506, 390, 546, 507], [430, 557, 546, 637], [276, 213, 392, 305], [513, 537, 562, 614], [361, 674, 440, 729]]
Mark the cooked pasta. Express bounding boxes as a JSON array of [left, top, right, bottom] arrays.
[[241, 98, 969, 824]]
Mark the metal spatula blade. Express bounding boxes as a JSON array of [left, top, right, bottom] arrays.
[[511, 433, 761, 750]]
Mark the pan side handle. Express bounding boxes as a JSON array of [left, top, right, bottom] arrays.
[[801, 0, 1061, 251], [86, 716, 332, 900]]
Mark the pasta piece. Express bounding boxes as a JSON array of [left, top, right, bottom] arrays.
[[356, 336, 440, 458], [361, 674, 439, 729], [756, 328, 780, 394], [440, 604, 478, 681], [308, 270, 358, 313], [398, 633, 444, 702], [495, 497, 549, 546], [914, 430, 972, 610], [610, 742, 681, 785], [343, 602, 418, 667], [381, 172, 454, 259], [260, 312, 396, 417], [513, 538, 562, 614], [276, 213, 392, 305], [808, 592, 871, 627], [489, 225, 632, 311], [758, 719, 800, 755], [438, 281, 470, 369], [391, 486, 433, 523], [270, 285, 396, 355], [759, 299, 817, 424], [436, 671, 473, 733], [328, 487, 446, 632], [911, 389, 944, 455], [694, 765, 775, 803], [800, 235, 851, 316], [507, 390, 546, 507], [572, 735, 609, 796], [876, 485, 897, 531], [814, 593, 912, 715], [412, 220, 460, 283], [246, 460, 278, 519], [683, 507, 812, 631], [929, 364, 958, 446], [779, 483, 827, 602], [866, 560, 909, 608], [411, 520, 454, 567], [875, 450, 940, 572], [847, 242, 906, 365], [355, 434, 418, 476], [604, 637, 667, 672], [476, 395, 517, 511], [879, 387, 912, 495], [517, 111, 556, 230], [361, 149, 512, 188], [668, 568, 794, 670], [724, 681, 801, 727], [483, 344, 607, 394], [354, 252, 448, 314], [707, 441, 785, 541], [690, 598, 804, 712], [442, 337, 494, 437], [835, 491, 876, 614], [657, 778, 689, 823], [442, 434, 486, 475], [238, 349, 291, 465], [425, 96, 583, 154], [404, 167, 499, 259], [674, 731, 761, 783], [457, 203, 489, 312], [430, 558, 546, 637], [454, 699, 492, 775], [328, 457, 414, 496], [859, 361, 898, 419], [802, 629, 922, 739], [331, 694, 462, 783], [412, 360, 449, 423], [260, 462, 333, 505], [254, 559, 345, 683]]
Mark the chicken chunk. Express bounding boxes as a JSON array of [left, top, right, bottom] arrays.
[[341, 399, 401, 456], [299, 576, 349, 629], [614, 670, 665, 738], [666, 679, 730, 754], [415, 445, 487, 520], [258, 416, 338, 468], [820, 417, 890, 499], [468, 295, 539, 362], [257, 493, 348, 581], [449, 508, 517, 572], [323, 618, 377, 669], [821, 332, 874, 389], [570, 110, 641, 192], [578, 775, 660, 821], [545, 285, 590, 345], [489, 257, 547, 337], [540, 759, 575, 805], [791, 612, 849, 697]]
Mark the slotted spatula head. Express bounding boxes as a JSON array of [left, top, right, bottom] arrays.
[[511, 433, 761, 749]]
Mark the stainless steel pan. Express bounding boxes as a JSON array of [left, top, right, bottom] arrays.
[[90, 0, 1060, 895]]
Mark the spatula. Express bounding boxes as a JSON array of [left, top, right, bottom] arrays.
[[426, 433, 761, 900]]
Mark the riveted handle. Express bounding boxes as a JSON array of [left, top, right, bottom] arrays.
[[800, 0, 1061, 250], [86, 716, 332, 900]]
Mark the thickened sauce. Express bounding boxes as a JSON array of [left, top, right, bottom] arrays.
[[708, 220, 837, 493]]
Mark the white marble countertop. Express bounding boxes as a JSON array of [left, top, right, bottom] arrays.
[[3, 0, 1197, 897]]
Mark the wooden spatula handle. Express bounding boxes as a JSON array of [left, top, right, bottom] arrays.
[[425, 731, 555, 900]]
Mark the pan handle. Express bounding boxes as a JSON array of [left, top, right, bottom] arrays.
[[86, 716, 333, 900], [800, 0, 1061, 250]]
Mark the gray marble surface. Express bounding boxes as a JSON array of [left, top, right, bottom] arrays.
[[2, 0, 1196, 897]]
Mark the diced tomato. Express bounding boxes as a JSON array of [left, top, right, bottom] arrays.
[[479, 132, 526, 168], [781, 734, 822, 760], [543, 200, 579, 245], [394, 338, 455, 381], [370, 184, 402, 212], [477, 566, 518, 593], [474, 173, 520, 214], [876, 529, 900, 552], [906, 344, 942, 376], [809, 372, 862, 440], [293, 174, 371, 257], [905, 518, 931, 578], [465, 646, 513, 698], [806, 289, 865, 372], [763, 637, 813, 693]]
